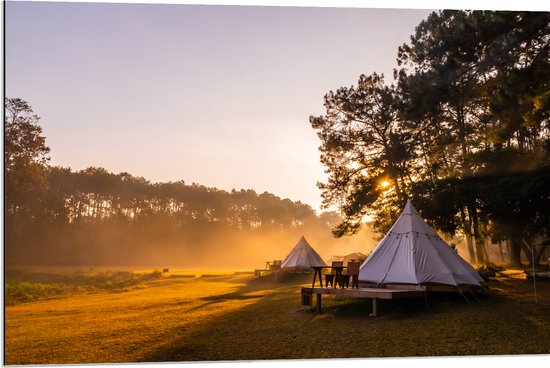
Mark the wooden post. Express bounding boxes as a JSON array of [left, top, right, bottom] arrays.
[[316, 293, 322, 313], [370, 298, 378, 317]]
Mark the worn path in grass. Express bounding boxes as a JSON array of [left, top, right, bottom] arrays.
[[4, 269, 550, 364]]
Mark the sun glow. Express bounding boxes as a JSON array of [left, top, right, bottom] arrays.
[[380, 180, 391, 188]]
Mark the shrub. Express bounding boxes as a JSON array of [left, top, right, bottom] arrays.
[[5, 282, 66, 305], [5, 269, 164, 305]]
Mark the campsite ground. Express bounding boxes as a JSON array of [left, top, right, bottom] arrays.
[[4, 266, 550, 364]]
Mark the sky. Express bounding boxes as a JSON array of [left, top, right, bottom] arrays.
[[5, 0, 541, 212]]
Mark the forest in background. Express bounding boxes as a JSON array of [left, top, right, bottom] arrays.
[[4, 98, 376, 267]]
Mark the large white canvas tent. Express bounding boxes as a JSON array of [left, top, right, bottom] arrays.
[[281, 236, 327, 269], [359, 200, 484, 287]]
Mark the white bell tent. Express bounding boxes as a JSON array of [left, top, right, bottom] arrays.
[[281, 236, 327, 269], [358, 200, 484, 287]]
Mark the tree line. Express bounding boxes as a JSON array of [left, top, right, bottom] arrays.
[[5, 98, 358, 266], [310, 10, 550, 266]]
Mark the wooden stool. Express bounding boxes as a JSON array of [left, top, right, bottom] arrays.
[[331, 261, 344, 288], [325, 274, 334, 287], [346, 261, 361, 289], [340, 274, 350, 288]]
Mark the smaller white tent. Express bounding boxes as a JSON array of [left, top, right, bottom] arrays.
[[359, 200, 484, 287], [281, 236, 327, 269]]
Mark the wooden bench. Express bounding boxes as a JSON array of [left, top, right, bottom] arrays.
[[301, 286, 426, 316]]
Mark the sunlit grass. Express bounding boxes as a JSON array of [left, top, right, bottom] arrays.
[[4, 267, 550, 364], [5, 271, 261, 364]]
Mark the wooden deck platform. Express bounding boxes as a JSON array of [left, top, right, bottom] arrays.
[[254, 269, 274, 277], [301, 286, 426, 316]]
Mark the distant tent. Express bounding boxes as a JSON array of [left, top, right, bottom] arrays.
[[342, 252, 368, 265], [359, 200, 484, 287], [281, 236, 327, 269], [328, 252, 369, 266]]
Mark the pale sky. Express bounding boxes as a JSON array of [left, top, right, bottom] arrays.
[[5, 1, 531, 211]]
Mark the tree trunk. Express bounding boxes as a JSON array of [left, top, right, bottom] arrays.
[[464, 235, 475, 263], [509, 237, 522, 266], [475, 237, 486, 265], [498, 242, 505, 263], [518, 238, 549, 267], [460, 208, 476, 262], [468, 202, 485, 264], [519, 239, 535, 267], [534, 239, 550, 266], [483, 237, 491, 264], [456, 102, 471, 177]]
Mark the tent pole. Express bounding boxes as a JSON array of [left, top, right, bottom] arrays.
[[466, 287, 482, 305], [456, 286, 471, 304], [423, 290, 430, 311], [479, 285, 491, 297], [532, 244, 538, 304]]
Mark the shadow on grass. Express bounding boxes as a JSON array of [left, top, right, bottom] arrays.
[[138, 282, 476, 362], [248, 271, 313, 285], [140, 275, 550, 363], [184, 272, 311, 313], [201, 293, 264, 302], [321, 291, 491, 320]]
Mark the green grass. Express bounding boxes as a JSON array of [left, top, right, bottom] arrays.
[[4, 268, 550, 364], [5, 269, 162, 305]]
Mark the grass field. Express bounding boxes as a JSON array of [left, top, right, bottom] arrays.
[[4, 267, 550, 364]]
